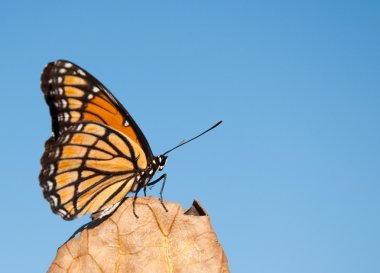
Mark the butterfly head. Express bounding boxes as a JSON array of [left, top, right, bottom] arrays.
[[157, 155, 168, 171]]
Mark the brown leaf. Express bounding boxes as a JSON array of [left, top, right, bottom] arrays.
[[48, 197, 230, 273]]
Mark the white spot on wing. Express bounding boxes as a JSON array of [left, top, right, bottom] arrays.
[[124, 120, 129, 126], [58, 87, 64, 95], [57, 209, 67, 217], [64, 112, 70, 121], [46, 180, 54, 191], [57, 77, 63, 83], [77, 124, 84, 131], [59, 68, 67, 74], [49, 164, 55, 176], [64, 63, 73, 68], [49, 195, 58, 207], [77, 69, 86, 76], [62, 134, 70, 143], [88, 94, 94, 100], [93, 86, 100, 92]]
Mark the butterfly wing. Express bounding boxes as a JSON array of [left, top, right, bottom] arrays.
[[41, 60, 153, 161], [39, 122, 148, 220]]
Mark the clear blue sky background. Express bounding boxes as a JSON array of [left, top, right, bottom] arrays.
[[0, 1, 379, 272]]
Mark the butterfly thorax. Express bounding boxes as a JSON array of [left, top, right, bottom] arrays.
[[133, 155, 167, 192]]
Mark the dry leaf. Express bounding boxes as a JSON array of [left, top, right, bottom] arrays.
[[48, 197, 230, 273]]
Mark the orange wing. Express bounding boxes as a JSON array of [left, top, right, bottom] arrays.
[[41, 60, 153, 161], [39, 122, 148, 220]]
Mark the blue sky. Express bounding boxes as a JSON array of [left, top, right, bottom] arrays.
[[0, 1, 379, 272]]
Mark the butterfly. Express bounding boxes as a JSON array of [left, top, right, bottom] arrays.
[[39, 60, 221, 221]]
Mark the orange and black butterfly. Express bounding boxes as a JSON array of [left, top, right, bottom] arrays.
[[39, 60, 221, 221]]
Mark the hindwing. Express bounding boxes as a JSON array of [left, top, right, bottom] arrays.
[[39, 122, 147, 220]]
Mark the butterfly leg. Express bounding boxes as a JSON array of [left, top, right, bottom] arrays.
[[146, 174, 168, 212], [133, 191, 139, 218], [146, 173, 166, 188], [143, 186, 147, 197]]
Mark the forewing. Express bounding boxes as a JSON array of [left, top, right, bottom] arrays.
[[41, 60, 153, 160], [39, 122, 148, 220]]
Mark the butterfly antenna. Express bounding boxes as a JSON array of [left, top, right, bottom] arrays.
[[163, 120, 223, 155]]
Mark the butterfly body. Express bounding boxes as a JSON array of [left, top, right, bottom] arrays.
[[133, 155, 167, 191], [39, 60, 167, 220]]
